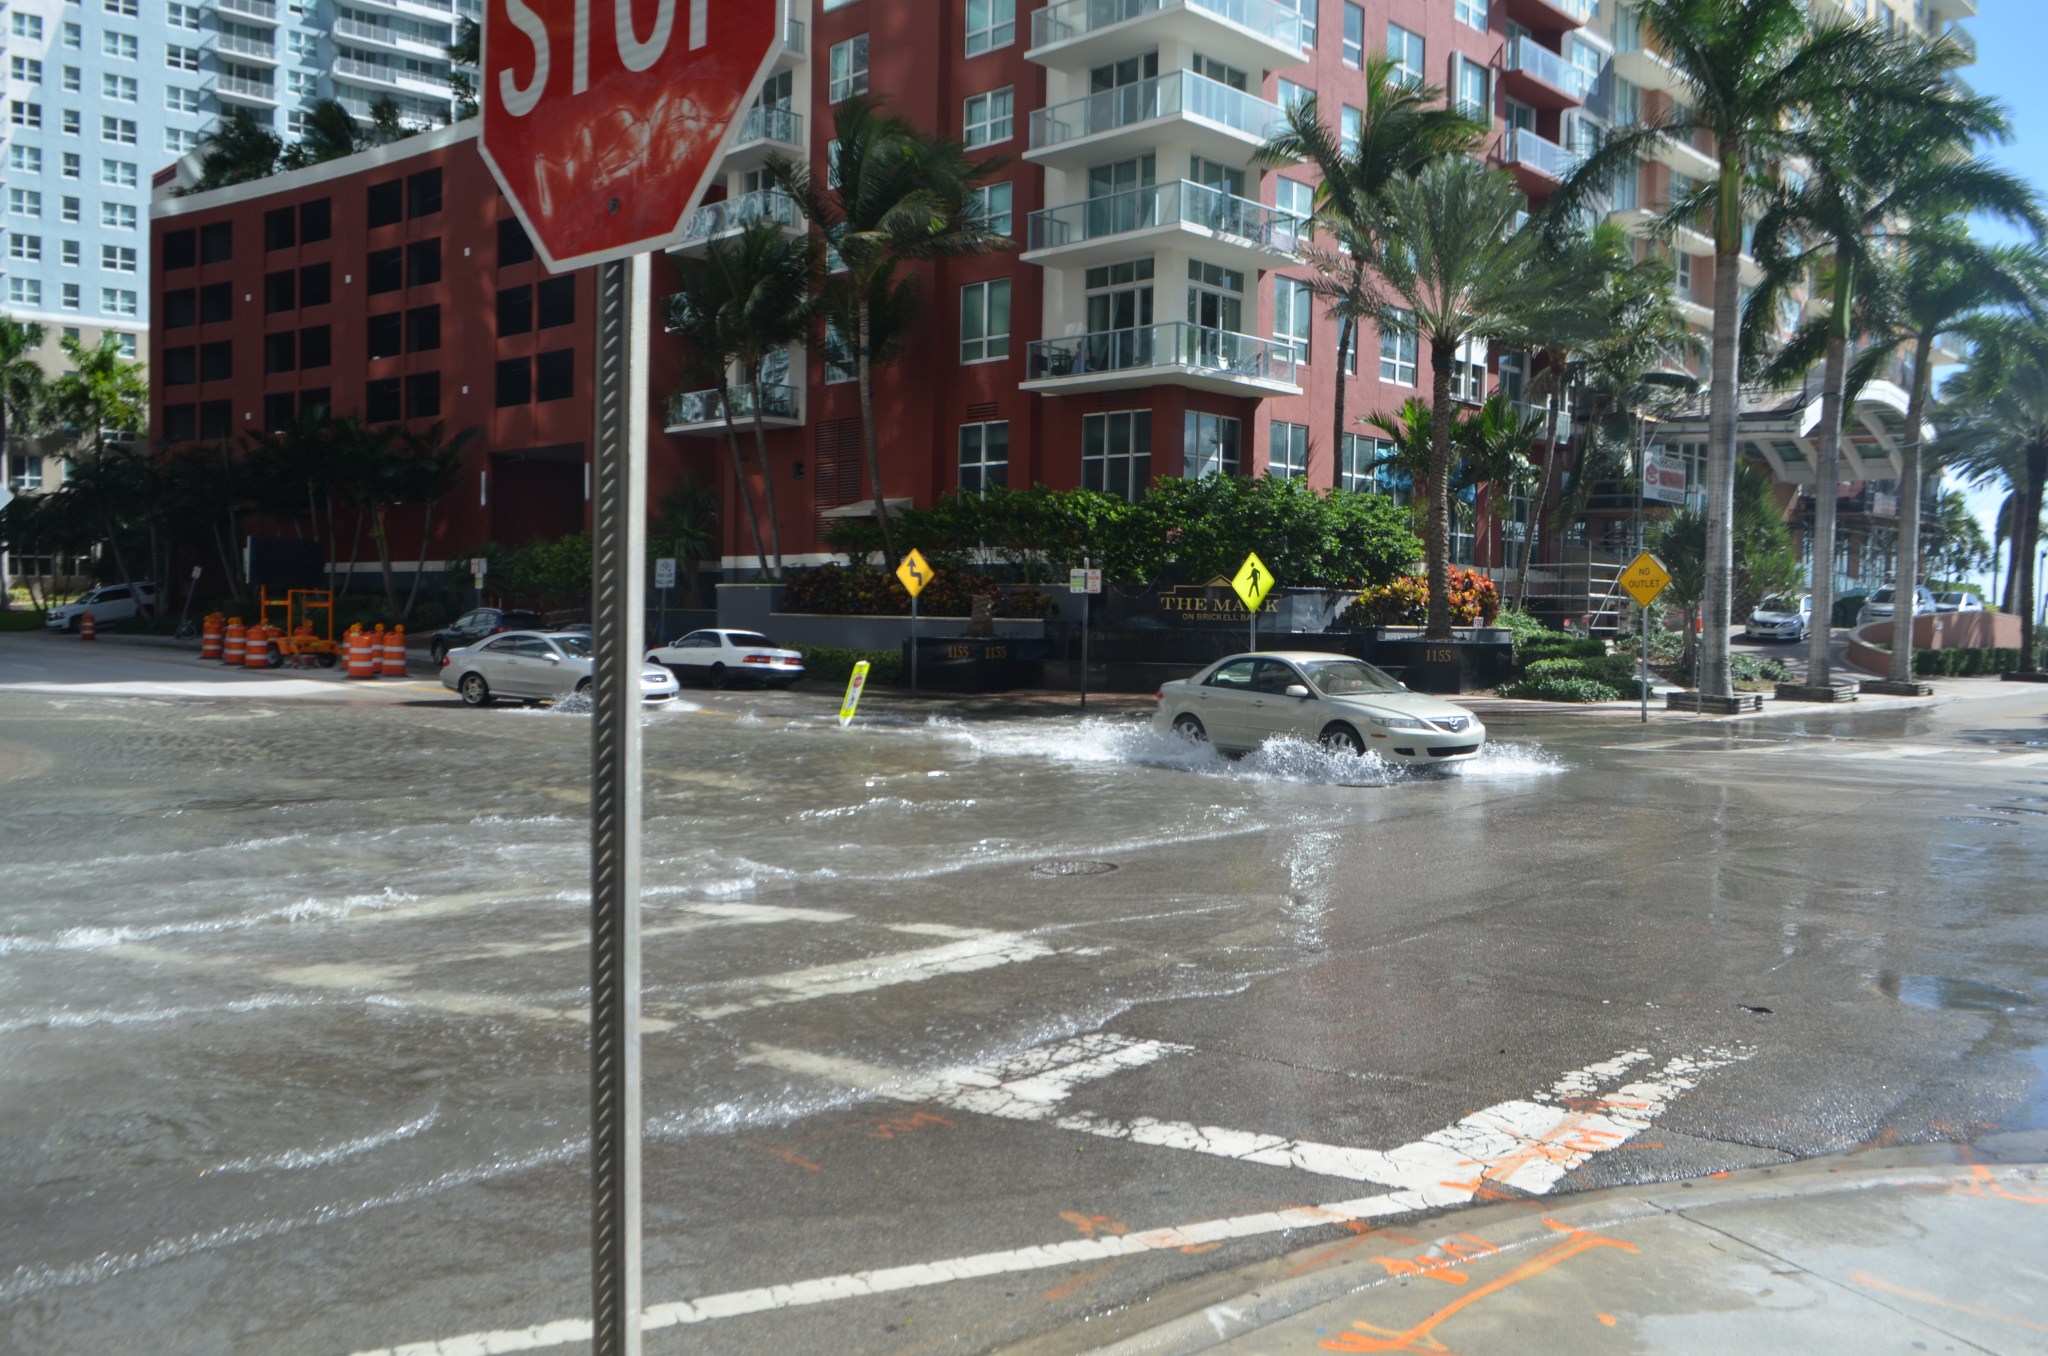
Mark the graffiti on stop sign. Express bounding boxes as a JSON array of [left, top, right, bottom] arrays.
[[483, 0, 780, 269]]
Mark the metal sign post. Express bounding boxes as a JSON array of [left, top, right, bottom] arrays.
[[1232, 553, 1274, 653], [896, 550, 934, 697], [1070, 559, 1100, 710], [1619, 551, 1672, 727], [654, 557, 675, 647]]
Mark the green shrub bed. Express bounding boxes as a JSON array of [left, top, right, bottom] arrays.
[[781, 565, 1055, 620], [1912, 646, 2034, 677], [1499, 674, 1627, 702], [795, 645, 905, 688]]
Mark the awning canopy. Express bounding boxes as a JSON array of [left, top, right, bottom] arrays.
[[817, 498, 914, 519], [1648, 379, 1935, 484]]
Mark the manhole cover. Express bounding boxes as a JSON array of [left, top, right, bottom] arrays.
[[1939, 815, 2017, 828], [1031, 859, 1118, 878]]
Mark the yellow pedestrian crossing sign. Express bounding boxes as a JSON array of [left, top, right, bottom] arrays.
[[1232, 552, 1275, 612], [896, 549, 935, 599], [1619, 551, 1672, 607]]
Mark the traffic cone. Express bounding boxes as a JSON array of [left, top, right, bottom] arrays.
[[223, 619, 246, 666], [244, 623, 272, 669], [80, 612, 96, 641], [381, 625, 407, 678], [346, 627, 378, 679], [201, 613, 223, 660]]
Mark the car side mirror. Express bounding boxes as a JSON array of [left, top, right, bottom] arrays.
[[1285, 684, 1311, 699], [543, 653, 561, 663]]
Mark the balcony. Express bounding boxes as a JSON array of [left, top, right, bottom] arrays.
[[1646, 130, 1716, 182], [216, 33, 278, 64], [1928, 0, 1976, 18], [1503, 127, 1575, 191], [664, 383, 802, 435], [217, 0, 279, 24], [348, 0, 461, 18], [215, 74, 279, 106], [1612, 45, 1686, 97], [672, 188, 803, 255], [1028, 69, 1286, 171], [333, 18, 453, 60], [1943, 23, 1976, 61], [1501, 35, 1588, 110], [777, 16, 805, 69], [1023, 179, 1303, 270], [1502, 0, 1594, 34], [1674, 297, 1713, 329], [721, 103, 803, 174], [1021, 322, 1299, 398], [333, 55, 453, 98], [1029, 0, 1304, 77]]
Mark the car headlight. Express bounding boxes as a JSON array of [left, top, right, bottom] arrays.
[[1366, 714, 1428, 730]]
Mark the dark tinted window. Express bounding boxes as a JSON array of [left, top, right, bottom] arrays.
[[199, 282, 232, 324], [537, 275, 575, 329], [200, 341, 233, 382], [300, 262, 331, 307], [300, 197, 331, 243], [497, 284, 532, 337], [163, 289, 196, 328], [265, 206, 295, 251], [407, 238, 441, 287], [299, 325, 331, 369], [367, 178, 403, 228], [365, 376, 402, 422], [200, 221, 232, 264], [163, 346, 196, 386], [264, 270, 295, 313], [264, 331, 296, 374], [495, 357, 531, 407], [199, 400, 232, 439], [264, 392, 296, 430], [406, 305, 440, 353], [536, 348, 574, 402], [299, 386, 330, 418], [367, 247, 403, 294], [164, 404, 197, 441], [163, 229, 196, 271], [367, 312, 403, 361], [497, 217, 534, 267], [405, 371, 440, 419], [408, 168, 442, 218]]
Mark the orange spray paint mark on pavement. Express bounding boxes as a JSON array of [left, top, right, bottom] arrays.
[[1598, 1313, 1617, 1326], [1850, 1273, 2048, 1334], [1947, 1164, 2048, 1206]]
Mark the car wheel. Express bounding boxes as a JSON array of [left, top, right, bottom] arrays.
[[707, 663, 728, 690], [66, 615, 81, 633], [575, 678, 592, 696], [317, 652, 338, 669], [1319, 723, 1365, 756], [458, 673, 492, 706], [429, 642, 445, 664], [1170, 714, 1208, 744]]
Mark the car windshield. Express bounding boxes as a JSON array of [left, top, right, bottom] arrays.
[[1300, 658, 1406, 696], [551, 635, 594, 659], [1757, 596, 1798, 613], [725, 632, 774, 647], [1871, 589, 1896, 603]]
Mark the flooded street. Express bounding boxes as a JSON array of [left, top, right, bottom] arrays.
[[3, 640, 2046, 1354]]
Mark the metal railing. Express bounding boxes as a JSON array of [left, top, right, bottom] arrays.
[[215, 74, 278, 102], [334, 55, 451, 92], [679, 188, 802, 244], [333, 18, 449, 53], [1504, 126, 1575, 181], [732, 103, 802, 147], [1027, 179, 1303, 254], [1506, 34, 1593, 98], [1026, 321, 1297, 385], [665, 383, 799, 427], [784, 16, 805, 55], [1031, 69, 1284, 151], [217, 0, 278, 21], [216, 33, 277, 61], [1031, 0, 1304, 51]]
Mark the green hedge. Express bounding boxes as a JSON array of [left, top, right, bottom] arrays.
[[795, 645, 905, 688], [1524, 654, 1648, 690], [1730, 653, 1796, 686], [1515, 633, 1606, 666], [1499, 674, 1627, 702], [1912, 646, 2030, 677]]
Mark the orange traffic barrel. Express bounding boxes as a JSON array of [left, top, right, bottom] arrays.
[[381, 625, 407, 678], [80, 612, 97, 641], [200, 613, 223, 660], [223, 620, 246, 666], [346, 627, 378, 679], [244, 623, 272, 669]]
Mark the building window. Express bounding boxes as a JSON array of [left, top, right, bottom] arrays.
[[1448, 337, 1487, 403], [1275, 177, 1313, 227], [62, 67, 83, 94], [1388, 24, 1424, 88], [8, 234, 40, 261], [101, 116, 138, 144], [367, 179, 404, 228], [8, 454, 46, 491], [10, 101, 42, 129], [960, 278, 1010, 363], [300, 262, 331, 306], [1342, 3, 1364, 66], [407, 305, 440, 353], [969, 181, 1012, 238], [824, 318, 856, 384], [1379, 309, 1417, 385], [498, 217, 535, 267], [265, 270, 296, 312], [965, 0, 1013, 56], [365, 377, 402, 423], [1454, 57, 1490, 119], [101, 244, 138, 273], [497, 284, 533, 337], [300, 325, 330, 368], [1270, 421, 1309, 480], [407, 238, 441, 286], [167, 46, 201, 73], [10, 13, 44, 40], [1082, 410, 1151, 502], [1338, 432, 1377, 492], [6, 146, 41, 174], [166, 128, 200, 155], [105, 0, 139, 15], [1455, 0, 1488, 30], [287, 70, 317, 96], [199, 280, 231, 321], [1184, 411, 1240, 479], [495, 357, 532, 407], [367, 247, 403, 294], [102, 160, 138, 188], [537, 276, 575, 328], [409, 169, 443, 218], [104, 32, 137, 59], [60, 197, 81, 224], [963, 87, 1013, 148], [265, 331, 296, 375], [102, 288, 139, 316], [61, 240, 80, 265], [367, 312, 403, 361], [958, 421, 1009, 493], [1287, 0, 1316, 47], [62, 110, 82, 136], [167, 1, 201, 28], [1274, 276, 1313, 364], [1340, 104, 1361, 154], [7, 279, 42, 307], [199, 221, 234, 266], [102, 77, 138, 107], [9, 59, 43, 84], [829, 35, 868, 103], [287, 29, 317, 57], [535, 348, 575, 402], [405, 372, 440, 419], [1674, 250, 1692, 298], [1275, 77, 1309, 114], [166, 85, 200, 111]]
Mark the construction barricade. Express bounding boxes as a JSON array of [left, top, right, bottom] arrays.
[[79, 612, 96, 641], [244, 623, 273, 669], [223, 620, 246, 666], [345, 626, 378, 680], [381, 626, 407, 678], [200, 613, 223, 661]]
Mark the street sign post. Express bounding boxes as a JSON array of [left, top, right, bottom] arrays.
[[1232, 552, 1275, 652], [482, 6, 780, 1353], [838, 660, 870, 727], [1620, 551, 1671, 725], [897, 550, 934, 695], [1068, 562, 1101, 709], [653, 557, 675, 645]]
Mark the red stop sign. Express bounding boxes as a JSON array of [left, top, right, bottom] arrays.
[[481, 0, 782, 271]]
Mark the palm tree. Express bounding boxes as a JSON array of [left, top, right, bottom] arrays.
[[719, 220, 817, 580], [1936, 340, 2048, 674], [48, 335, 150, 602], [1256, 61, 1486, 466], [1747, 35, 2031, 688], [1557, 0, 1937, 699], [1375, 156, 1553, 639], [277, 99, 368, 170], [395, 423, 474, 620], [769, 95, 1008, 562], [1, 316, 51, 611], [668, 251, 771, 578], [190, 107, 281, 192]]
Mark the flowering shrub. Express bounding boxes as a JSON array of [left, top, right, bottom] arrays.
[[1344, 568, 1500, 627], [779, 565, 1056, 619]]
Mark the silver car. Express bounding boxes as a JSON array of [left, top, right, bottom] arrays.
[[1745, 593, 1811, 642], [1153, 651, 1487, 767], [439, 630, 679, 707], [646, 628, 806, 689]]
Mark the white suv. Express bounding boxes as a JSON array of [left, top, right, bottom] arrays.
[[44, 582, 158, 631]]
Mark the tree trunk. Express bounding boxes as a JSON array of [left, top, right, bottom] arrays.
[[751, 373, 785, 581], [2021, 445, 2045, 673], [1702, 242, 1743, 698], [1515, 373, 1565, 611], [372, 504, 398, 617], [1806, 261, 1852, 688], [403, 502, 434, 622], [340, 508, 365, 597], [1331, 312, 1352, 485], [1889, 334, 1935, 685], [720, 386, 769, 579], [1425, 337, 1456, 640], [857, 298, 895, 564], [0, 404, 11, 612]]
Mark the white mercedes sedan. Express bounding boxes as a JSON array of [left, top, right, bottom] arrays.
[[1153, 651, 1486, 767], [646, 628, 806, 689], [440, 631, 679, 707]]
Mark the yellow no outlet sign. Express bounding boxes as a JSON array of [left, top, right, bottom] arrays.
[[1619, 551, 1672, 607]]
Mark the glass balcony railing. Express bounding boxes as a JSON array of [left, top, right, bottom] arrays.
[[732, 103, 802, 146], [1504, 127, 1575, 181], [784, 16, 805, 55], [1026, 321, 1297, 385], [1506, 34, 1593, 98], [666, 383, 799, 427], [678, 189, 801, 245], [1027, 179, 1305, 253], [1031, 0, 1304, 52], [1030, 69, 1284, 152]]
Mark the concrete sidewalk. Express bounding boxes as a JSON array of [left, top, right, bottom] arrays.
[[1016, 1134, 2048, 1356]]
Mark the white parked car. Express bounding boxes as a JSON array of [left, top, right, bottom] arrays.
[[1858, 586, 1937, 626], [1933, 591, 1983, 613], [44, 581, 158, 631], [440, 630, 678, 707], [1153, 651, 1486, 767], [1745, 593, 1812, 642], [646, 628, 805, 689]]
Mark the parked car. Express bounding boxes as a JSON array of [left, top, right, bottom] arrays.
[[427, 607, 545, 663], [1857, 586, 1937, 626], [646, 628, 805, 689], [1933, 591, 1983, 613], [43, 581, 158, 631], [1745, 593, 1812, 642], [1153, 651, 1486, 767], [439, 630, 678, 707]]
